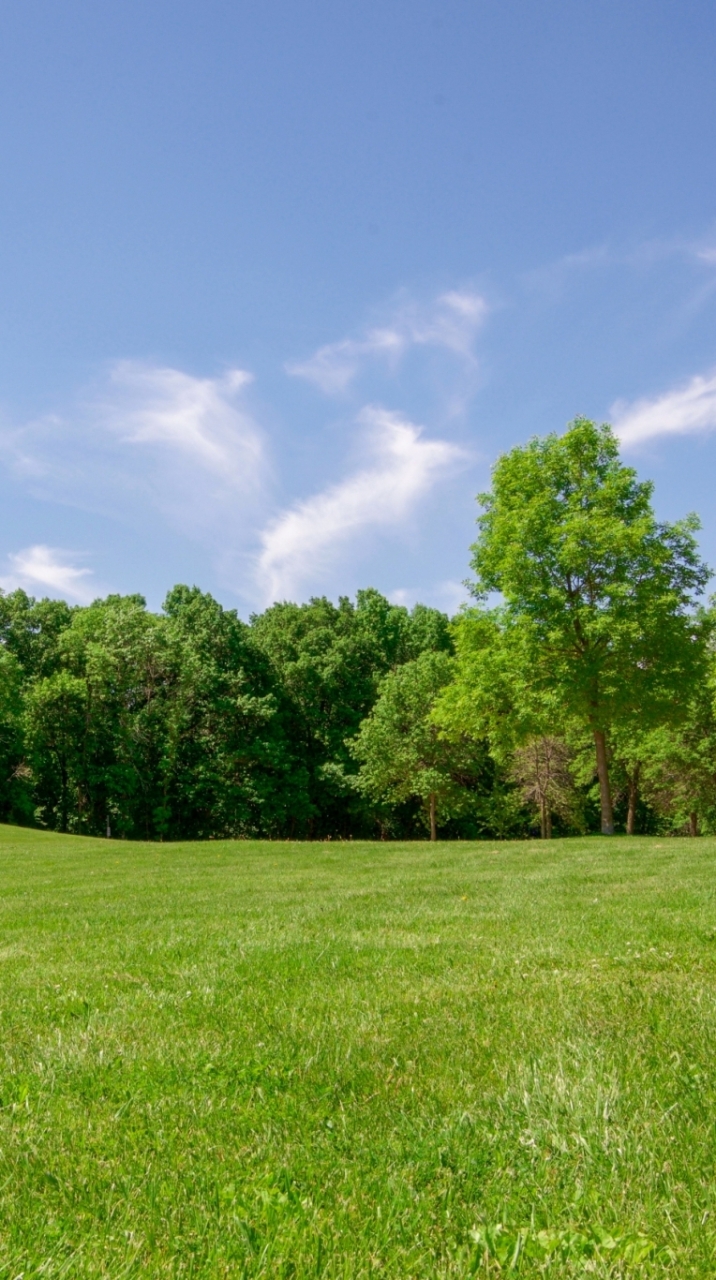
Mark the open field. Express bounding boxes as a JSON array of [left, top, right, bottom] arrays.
[[1, 830, 716, 1276]]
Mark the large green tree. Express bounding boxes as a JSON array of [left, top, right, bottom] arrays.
[[0, 648, 31, 824], [638, 678, 716, 836], [349, 651, 488, 840], [24, 671, 90, 832], [0, 589, 73, 681], [19, 589, 310, 840], [160, 586, 309, 839], [468, 419, 710, 833], [251, 589, 453, 836], [3, 584, 456, 841]]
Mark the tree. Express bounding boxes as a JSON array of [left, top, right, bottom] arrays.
[[24, 671, 89, 832], [606, 725, 652, 835], [161, 586, 309, 839], [349, 651, 487, 840], [0, 589, 73, 681], [0, 582, 464, 841], [60, 593, 175, 838], [251, 589, 452, 837], [435, 609, 563, 753], [469, 419, 710, 834], [638, 682, 716, 836], [509, 736, 575, 838], [0, 649, 32, 824], [18, 589, 312, 840]]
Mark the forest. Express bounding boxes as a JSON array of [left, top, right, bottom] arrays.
[[1, 418, 714, 842]]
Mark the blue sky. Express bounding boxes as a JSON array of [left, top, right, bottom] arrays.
[[2, 0, 716, 614]]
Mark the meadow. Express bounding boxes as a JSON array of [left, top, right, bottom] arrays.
[[1, 828, 716, 1276]]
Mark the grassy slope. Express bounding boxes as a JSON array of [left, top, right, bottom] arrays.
[[0, 829, 715, 1277]]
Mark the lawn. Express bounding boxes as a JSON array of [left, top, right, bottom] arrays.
[[0, 828, 715, 1277]]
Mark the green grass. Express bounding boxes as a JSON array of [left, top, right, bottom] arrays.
[[1, 829, 716, 1278]]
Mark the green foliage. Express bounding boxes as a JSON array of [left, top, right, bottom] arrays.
[[472, 421, 708, 718], [0, 588, 73, 681], [24, 670, 90, 831], [639, 681, 716, 834], [468, 1221, 656, 1272], [160, 586, 310, 839], [349, 651, 491, 836], [435, 609, 564, 757], [465, 418, 710, 831], [2, 420, 713, 841], [0, 649, 32, 823], [250, 589, 454, 836], [0, 585, 473, 840]]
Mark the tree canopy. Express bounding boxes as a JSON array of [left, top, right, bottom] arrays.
[[349, 651, 490, 840], [466, 418, 710, 832], [1, 418, 714, 842]]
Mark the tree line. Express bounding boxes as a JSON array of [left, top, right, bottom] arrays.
[[1, 419, 713, 840]]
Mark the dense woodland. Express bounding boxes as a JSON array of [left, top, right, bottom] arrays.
[[2, 419, 715, 841]]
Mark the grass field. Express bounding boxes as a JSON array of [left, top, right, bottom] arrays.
[[1, 829, 716, 1278]]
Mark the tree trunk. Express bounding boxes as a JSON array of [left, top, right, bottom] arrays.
[[593, 729, 614, 835], [545, 807, 552, 840], [540, 797, 547, 839], [626, 765, 640, 836], [689, 811, 699, 837], [429, 792, 437, 842]]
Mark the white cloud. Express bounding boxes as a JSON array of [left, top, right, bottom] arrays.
[[285, 329, 403, 395], [286, 290, 488, 394], [522, 243, 613, 297], [0, 362, 268, 544], [0, 291, 481, 604], [103, 363, 261, 485], [256, 406, 466, 603], [523, 235, 716, 298], [0, 546, 96, 603], [612, 370, 716, 446]]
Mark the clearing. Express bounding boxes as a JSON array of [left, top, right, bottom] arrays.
[[0, 826, 715, 1276]]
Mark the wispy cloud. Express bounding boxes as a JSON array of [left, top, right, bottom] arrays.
[[0, 291, 481, 605], [612, 369, 716, 446], [286, 290, 488, 394], [0, 545, 97, 602], [524, 233, 716, 301], [521, 243, 615, 297], [0, 362, 268, 539], [256, 406, 466, 603], [102, 363, 261, 485]]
